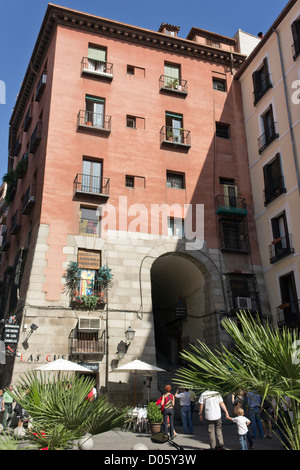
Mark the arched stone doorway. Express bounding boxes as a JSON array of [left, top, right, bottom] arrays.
[[151, 251, 218, 367]]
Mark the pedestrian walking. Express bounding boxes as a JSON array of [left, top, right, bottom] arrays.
[[198, 390, 229, 450], [2, 385, 14, 431], [175, 388, 193, 434], [226, 408, 251, 450], [260, 398, 273, 438], [161, 385, 175, 440], [247, 391, 264, 439]]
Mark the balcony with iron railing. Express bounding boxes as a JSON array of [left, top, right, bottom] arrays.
[[81, 57, 113, 79], [11, 210, 22, 235], [269, 234, 294, 264], [29, 121, 42, 153], [70, 337, 106, 355], [35, 72, 47, 102], [264, 176, 286, 206], [160, 126, 191, 149], [73, 174, 110, 199], [276, 300, 300, 328], [1, 226, 10, 251], [14, 133, 23, 156], [77, 110, 111, 134], [253, 73, 272, 105], [23, 105, 33, 132], [22, 185, 36, 215], [258, 123, 279, 154], [159, 75, 188, 95], [215, 195, 248, 216], [292, 37, 300, 61]]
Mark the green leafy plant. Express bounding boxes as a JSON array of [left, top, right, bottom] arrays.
[[64, 261, 81, 294], [9, 371, 129, 450], [147, 401, 163, 423], [2, 169, 18, 205], [174, 312, 300, 450], [96, 265, 113, 290], [15, 157, 29, 179]]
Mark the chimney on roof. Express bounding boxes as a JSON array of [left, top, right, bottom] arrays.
[[258, 32, 264, 39], [158, 22, 180, 37]]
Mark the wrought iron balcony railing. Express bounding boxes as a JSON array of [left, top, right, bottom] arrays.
[[73, 173, 110, 198], [71, 277, 107, 309], [269, 234, 294, 264], [219, 218, 250, 253], [292, 37, 300, 61], [160, 126, 191, 148], [159, 75, 188, 94], [258, 123, 279, 154], [35, 72, 47, 102], [276, 300, 300, 328], [70, 338, 106, 355], [22, 185, 36, 215], [264, 176, 286, 206], [253, 73, 272, 105], [81, 57, 113, 78], [29, 121, 42, 153], [11, 210, 22, 235], [77, 110, 111, 133], [215, 195, 247, 216]]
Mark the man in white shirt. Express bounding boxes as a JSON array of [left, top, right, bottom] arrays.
[[175, 389, 193, 434], [198, 390, 229, 450]]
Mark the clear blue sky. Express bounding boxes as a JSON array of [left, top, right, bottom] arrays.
[[0, 0, 287, 180]]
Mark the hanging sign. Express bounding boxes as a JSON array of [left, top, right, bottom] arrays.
[[78, 249, 101, 270]]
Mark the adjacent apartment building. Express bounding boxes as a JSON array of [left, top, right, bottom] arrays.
[[236, 0, 300, 330], [0, 4, 269, 403]]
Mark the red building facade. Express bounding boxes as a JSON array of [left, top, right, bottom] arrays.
[[0, 5, 269, 402]]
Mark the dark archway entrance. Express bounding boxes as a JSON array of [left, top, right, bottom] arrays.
[[151, 253, 207, 367]]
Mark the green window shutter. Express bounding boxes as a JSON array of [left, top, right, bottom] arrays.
[[88, 46, 106, 62]]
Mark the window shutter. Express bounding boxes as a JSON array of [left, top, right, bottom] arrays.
[[88, 46, 106, 62]]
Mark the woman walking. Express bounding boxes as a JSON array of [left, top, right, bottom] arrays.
[[161, 385, 175, 440]]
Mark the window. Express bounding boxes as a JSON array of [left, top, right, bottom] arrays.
[[216, 122, 230, 139], [292, 18, 300, 60], [87, 45, 107, 73], [164, 63, 180, 88], [125, 175, 145, 188], [258, 105, 278, 153], [219, 218, 249, 252], [270, 211, 294, 263], [126, 65, 145, 77], [85, 95, 105, 128], [125, 175, 134, 187], [166, 172, 185, 189], [278, 272, 300, 326], [252, 58, 272, 105], [126, 116, 136, 129], [206, 38, 220, 48], [168, 218, 184, 237], [225, 273, 260, 313], [213, 78, 226, 92], [263, 153, 286, 205], [82, 159, 103, 194], [166, 112, 183, 142], [79, 207, 99, 236]]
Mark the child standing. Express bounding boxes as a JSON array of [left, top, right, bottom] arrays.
[[227, 408, 251, 450]]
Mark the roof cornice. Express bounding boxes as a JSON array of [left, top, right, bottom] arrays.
[[10, 4, 247, 132]]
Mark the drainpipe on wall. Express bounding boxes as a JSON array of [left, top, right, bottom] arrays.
[[273, 28, 300, 194]]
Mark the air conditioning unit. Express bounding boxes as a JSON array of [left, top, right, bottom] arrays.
[[78, 317, 101, 331], [236, 297, 252, 310]]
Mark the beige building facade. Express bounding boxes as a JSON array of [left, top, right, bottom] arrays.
[[236, 0, 300, 328]]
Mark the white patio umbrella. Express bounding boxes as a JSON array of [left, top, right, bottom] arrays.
[[111, 359, 166, 406], [34, 358, 91, 376]]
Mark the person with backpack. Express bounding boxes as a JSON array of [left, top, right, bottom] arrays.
[[161, 385, 175, 440]]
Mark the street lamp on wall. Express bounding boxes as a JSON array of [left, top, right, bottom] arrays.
[[125, 326, 135, 344]]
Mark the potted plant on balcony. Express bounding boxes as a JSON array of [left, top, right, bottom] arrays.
[[166, 128, 174, 142], [147, 401, 163, 435], [96, 265, 113, 291]]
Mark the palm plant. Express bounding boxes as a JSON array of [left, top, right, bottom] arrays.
[[9, 371, 129, 450], [174, 312, 300, 450]]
